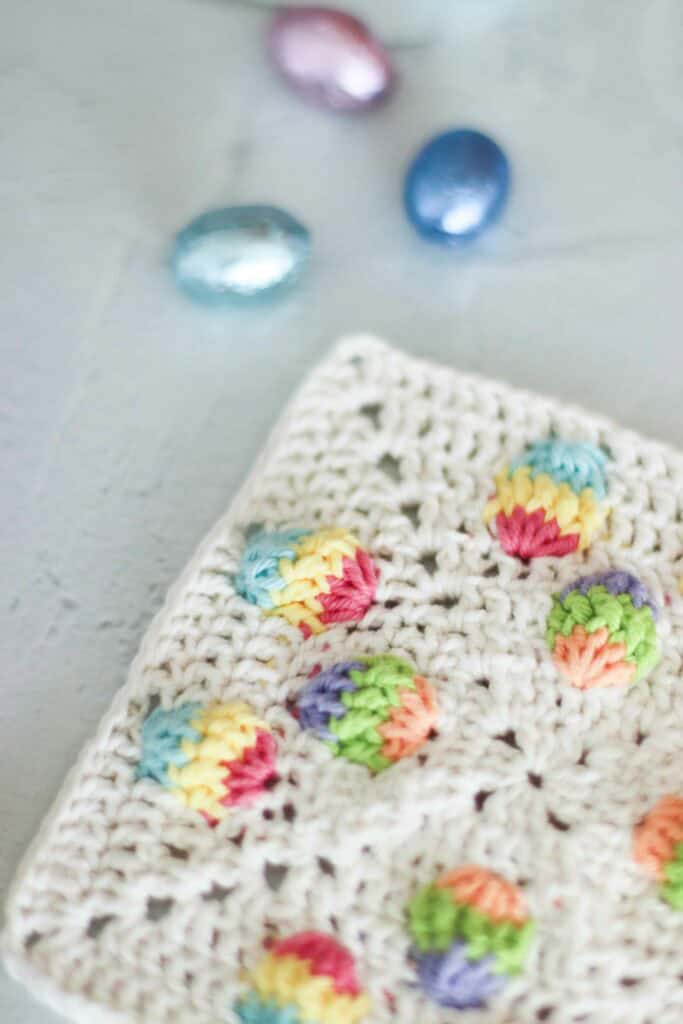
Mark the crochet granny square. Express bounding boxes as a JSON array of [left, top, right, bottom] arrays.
[[4, 336, 683, 1024]]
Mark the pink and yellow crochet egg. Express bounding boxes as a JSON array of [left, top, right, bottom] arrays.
[[234, 931, 370, 1024], [234, 527, 379, 637], [136, 701, 277, 825], [484, 439, 609, 560]]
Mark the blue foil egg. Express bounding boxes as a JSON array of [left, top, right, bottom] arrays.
[[171, 206, 310, 304], [404, 129, 510, 244]]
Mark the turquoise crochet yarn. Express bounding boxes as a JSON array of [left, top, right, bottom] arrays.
[[234, 993, 303, 1024], [135, 703, 202, 786], [509, 440, 608, 500], [233, 528, 310, 609]]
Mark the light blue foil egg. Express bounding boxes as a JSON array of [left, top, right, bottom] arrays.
[[404, 129, 510, 244], [171, 206, 310, 304]]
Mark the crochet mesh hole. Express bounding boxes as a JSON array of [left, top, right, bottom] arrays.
[[475, 677, 490, 689], [635, 730, 648, 745], [86, 915, 115, 939], [359, 402, 382, 429], [146, 897, 173, 922], [165, 844, 188, 861], [547, 811, 570, 832], [537, 1008, 555, 1021], [483, 563, 500, 577], [202, 883, 233, 902], [496, 729, 521, 750], [620, 978, 641, 987], [378, 453, 402, 482], [432, 594, 458, 609], [419, 552, 438, 575], [24, 931, 42, 951], [317, 856, 336, 877], [528, 772, 543, 789], [282, 802, 296, 822], [264, 863, 288, 892], [475, 789, 493, 810], [400, 502, 421, 528]]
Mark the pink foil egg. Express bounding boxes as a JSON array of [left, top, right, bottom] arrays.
[[268, 7, 395, 112]]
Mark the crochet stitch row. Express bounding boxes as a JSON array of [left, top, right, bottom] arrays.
[[296, 655, 438, 772], [234, 527, 378, 637], [485, 439, 609, 559], [234, 932, 369, 1024], [407, 867, 534, 1009], [136, 702, 277, 823], [547, 571, 660, 689], [633, 795, 683, 909]]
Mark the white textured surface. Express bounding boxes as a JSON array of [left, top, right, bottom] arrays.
[[1, 1, 683, 1021]]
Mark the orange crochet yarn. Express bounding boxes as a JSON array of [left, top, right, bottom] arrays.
[[436, 866, 528, 926], [633, 795, 683, 881]]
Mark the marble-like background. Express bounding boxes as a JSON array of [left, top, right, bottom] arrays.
[[2, 0, 682, 1019]]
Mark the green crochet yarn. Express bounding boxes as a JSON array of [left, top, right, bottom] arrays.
[[407, 885, 534, 976], [408, 885, 461, 953], [327, 655, 417, 772], [546, 585, 659, 679], [661, 843, 683, 910]]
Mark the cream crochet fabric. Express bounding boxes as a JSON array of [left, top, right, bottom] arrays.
[[4, 335, 683, 1024]]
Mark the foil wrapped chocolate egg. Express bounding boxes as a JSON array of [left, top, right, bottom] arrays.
[[269, 7, 395, 112]]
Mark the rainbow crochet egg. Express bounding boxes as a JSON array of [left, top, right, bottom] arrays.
[[484, 439, 609, 559], [407, 867, 534, 1009], [234, 931, 369, 1024], [633, 795, 683, 909], [234, 527, 379, 637], [297, 655, 438, 773], [546, 570, 660, 690], [136, 701, 277, 824]]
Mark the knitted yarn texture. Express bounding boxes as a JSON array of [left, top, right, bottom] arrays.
[[3, 336, 683, 1024]]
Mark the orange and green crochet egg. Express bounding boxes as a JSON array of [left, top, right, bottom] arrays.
[[634, 795, 683, 909], [234, 931, 370, 1024], [296, 655, 438, 773], [406, 866, 534, 1009], [484, 439, 609, 559], [546, 570, 660, 689], [136, 701, 277, 824], [234, 527, 379, 637]]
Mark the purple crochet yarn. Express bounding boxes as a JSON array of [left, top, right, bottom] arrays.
[[559, 570, 658, 620], [297, 661, 364, 740], [414, 942, 505, 1010]]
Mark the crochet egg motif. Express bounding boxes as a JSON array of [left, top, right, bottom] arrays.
[[546, 570, 660, 689], [136, 701, 277, 824], [234, 527, 379, 637], [633, 795, 683, 909], [234, 931, 370, 1024], [296, 655, 438, 773], [407, 867, 534, 1010], [484, 439, 609, 559]]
